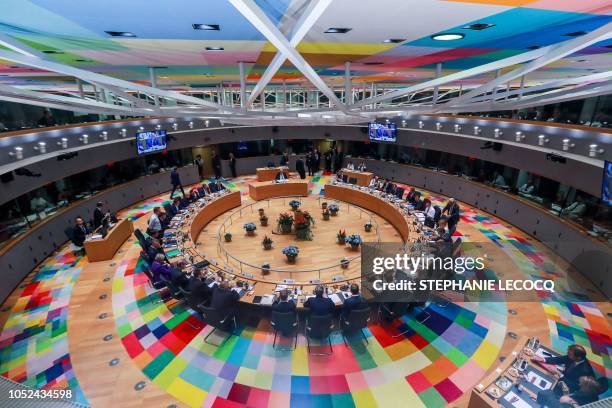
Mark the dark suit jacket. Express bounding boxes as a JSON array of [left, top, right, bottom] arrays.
[[342, 295, 365, 317], [187, 277, 212, 307], [272, 300, 296, 313], [93, 207, 104, 229], [73, 224, 88, 246], [170, 170, 181, 186], [304, 296, 335, 316], [443, 203, 460, 223], [210, 287, 240, 310], [544, 356, 594, 392], [295, 159, 305, 173]]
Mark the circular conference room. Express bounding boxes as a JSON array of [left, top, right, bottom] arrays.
[[0, 2, 610, 408]]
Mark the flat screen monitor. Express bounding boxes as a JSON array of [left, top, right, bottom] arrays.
[[602, 160, 612, 205], [369, 122, 396, 142], [136, 130, 167, 155]]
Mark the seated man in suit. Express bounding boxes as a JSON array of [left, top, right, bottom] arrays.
[[214, 179, 225, 191], [304, 285, 335, 316], [187, 268, 212, 308], [146, 238, 165, 264], [275, 170, 288, 181], [167, 197, 182, 219], [72, 216, 89, 247], [210, 280, 240, 321], [341, 284, 365, 318], [272, 289, 296, 313], [405, 187, 417, 204], [537, 376, 601, 408], [532, 344, 594, 394]]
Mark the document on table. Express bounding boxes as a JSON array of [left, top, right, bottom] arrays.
[[526, 370, 552, 390], [260, 295, 274, 305], [330, 293, 344, 304], [502, 391, 533, 408]]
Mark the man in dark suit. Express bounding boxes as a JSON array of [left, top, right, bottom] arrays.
[[406, 187, 418, 204], [72, 216, 89, 247], [341, 284, 365, 318], [295, 156, 306, 179], [442, 198, 460, 234], [272, 289, 296, 313], [170, 167, 185, 198], [146, 238, 165, 264], [532, 344, 594, 394], [93, 201, 105, 229], [187, 268, 212, 307], [280, 152, 289, 166], [304, 285, 335, 316], [210, 280, 240, 319], [212, 151, 222, 179]]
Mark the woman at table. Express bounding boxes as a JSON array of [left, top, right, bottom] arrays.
[[537, 376, 602, 408]]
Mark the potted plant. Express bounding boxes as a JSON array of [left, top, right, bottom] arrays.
[[224, 232, 232, 242], [277, 212, 294, 234], [328, 204, 339, 216], [244, 222, 257, 236], [258, 208, 265, 217], [289, 200, 301, 211], [321, 201, 328, 209], [345, 234, 362, 250], [341, 257, 349, 269], [262, 263, 270, 275], [322, 208, 331, 220], [337, 229, 347, 244], [282, 246, 299, 263], [262, 235, 273, 250], [260, 214, 268, 226], [364, 222, 373, 232]]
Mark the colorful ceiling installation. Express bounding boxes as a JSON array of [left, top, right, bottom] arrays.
[[0, 0, 610, 91]]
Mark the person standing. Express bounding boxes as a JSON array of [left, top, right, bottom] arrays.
[[280, 151, 289, 166], [314, 148, 321, 174], [194, 155, 204, 180], [93, 201, 105, 229], [295, 156, 306, 179], [306, 151, 313, 176], [72, 216, 89, 247], [170, 167, 185, 198], [442, 198, 460, 234], [228, 152, 237, 178], [212, 151, 222, 179]]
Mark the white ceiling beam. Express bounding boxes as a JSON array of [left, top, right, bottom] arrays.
[[245, 0, 332, 107], [441, 22, 612, 109], [228, 0, 349, 113], [0, 33, 46, 59]]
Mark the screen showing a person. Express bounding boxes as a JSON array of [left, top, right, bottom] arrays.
[[136, 130, 167, 155], [369, 122, 397, 142], [602, 160, 612, 205]]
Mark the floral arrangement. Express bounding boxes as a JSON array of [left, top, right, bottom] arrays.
[[243, 222, 257, 232], [328, 204, 339, 214], [322, 208, 330, 216], [337, 229, 347, 241], [321, 202, 328, 209], [289, 200, 301, 209], [345, 234, 362, 247], [224, 232, 232, 242], [260, 214, 268, 221], [262, 235, 273, 247], [277, 212, 294, 225], [341, 257, 349, 268], [282, 245, 299, 257], [364, 222, 373, 232]]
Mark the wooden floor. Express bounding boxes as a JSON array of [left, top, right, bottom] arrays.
[[197, 196, 403, 283]]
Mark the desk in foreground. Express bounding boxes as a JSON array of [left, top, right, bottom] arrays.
[[248, 180, 309, 201], [342, 169, 374, 186], [256, 167, 289, 182], [84, 218, 133, 262]]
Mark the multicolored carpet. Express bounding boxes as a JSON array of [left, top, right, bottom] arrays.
[[0, 173, 609, 407]]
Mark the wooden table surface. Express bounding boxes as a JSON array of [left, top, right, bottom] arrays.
[[84, 218, 134, 262], [256, 167, 289, 182], [341, 169, 374, 186], [248, 180, 309, 201]]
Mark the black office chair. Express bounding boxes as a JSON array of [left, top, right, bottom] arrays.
[[159, 274, 184, 301], [177, 286, 203, 330], [133, 228, 149, 251], [340, 307, 371, 346], [348, 177, 357, 184], [208, 182, 217, 192], [342, 175, 348, 183], [395, 188, 405, 199], [201, 306, 237, 346], [305, 314, 334, 355], [271, 310, 298, 351], [197, 187, 206, 197], [378, 302, 430, 337], [163, 203, 173, 216]]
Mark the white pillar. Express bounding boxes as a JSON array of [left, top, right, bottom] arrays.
[[432, 63, 442, 105], [239, 61, 247, 108], [344, 61, 352, 105]]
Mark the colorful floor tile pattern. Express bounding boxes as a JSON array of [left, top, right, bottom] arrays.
[[0, 173, 609, 407]]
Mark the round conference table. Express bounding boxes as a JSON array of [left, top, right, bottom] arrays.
[[167, 182, 420, 309]]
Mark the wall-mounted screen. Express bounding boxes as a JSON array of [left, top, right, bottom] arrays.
[[368, 122, 396, 142], [136, 130, 167, 155], [602, 160, 612, 205]]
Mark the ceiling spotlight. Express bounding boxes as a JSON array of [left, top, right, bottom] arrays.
[[385, 119, 390, 124], [325, 28, 352, 34], [383, 38, 405, 43], [562, 138, 574, 151], [588, 144, 604, 157], [188, 121, 194, 129], [105, 31, 136, 37], [192, 23, 220, 31], [34, 141, 47, 154], [401, 120, 406, 126], [79, 134, 89, 144], [363, 61, 384, 66], [537, 134, 549, 146], [431, 33, 464, 41], [473, 126, 481, 135], [494, 128, 503, 138], [42, 50, 64, 54], [205, 120, 210, 127], [526, 45, 541, 50], [454, 124, 461, 132], [120, 128, 127, 137], [205, 46, 224, 51], [435, 122, 443, 131], [156, 124, 162, 130], [9, 146, 24, 159], [418, 121, 424, 129], [564, 31, 587, 37], [57, 137, 68, 148], [172, 123, 178, 131], [463, 23, 495, 31], [515, 131, 524, 142], [100, 131, 108, 141], [138, 126, 144, 132]]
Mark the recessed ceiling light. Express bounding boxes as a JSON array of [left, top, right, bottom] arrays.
[[526, 45, 541, 50], [42, 50, 63, 54], [325, 27, 352, 34], [383, 38, 406, 43], [463, 23, 495, 31], [75, 59, 93, 62], [363, 61, 384, 65], [204, 47, 224, 51], [431, 33, 465, 41], [606, 44, 612, 49], [564, 31, 587, 37], [105, 31, 136, 37], [192, 24, 220, 31]]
